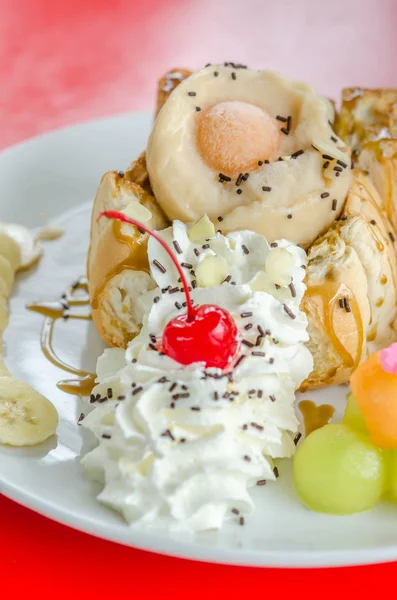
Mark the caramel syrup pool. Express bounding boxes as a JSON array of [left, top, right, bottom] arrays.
[[27, 276, 96, 396], [298, 400, 335, 437]]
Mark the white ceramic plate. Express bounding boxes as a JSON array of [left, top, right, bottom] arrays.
[[1, 113, 397, 568]]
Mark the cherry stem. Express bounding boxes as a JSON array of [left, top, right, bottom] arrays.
[[98, 210, 195, 321]]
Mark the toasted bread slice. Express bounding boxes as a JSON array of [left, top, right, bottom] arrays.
[[88, 169, 169, 347], [302, 170, 397, 389], [336, 88, 397, 154], [156, 68, 192, 116]]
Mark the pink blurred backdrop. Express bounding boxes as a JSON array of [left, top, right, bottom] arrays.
[[1, 0, 397, 149]]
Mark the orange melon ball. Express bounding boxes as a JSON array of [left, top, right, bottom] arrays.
[[350, 351, 397, 449], [196, 101, 281, 177]]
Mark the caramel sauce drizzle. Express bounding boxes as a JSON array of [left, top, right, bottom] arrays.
[[90, 220, 149, 310], [298, 400, 335, 436], [306, 281, 363, 369], [27, 276, 96, 396]]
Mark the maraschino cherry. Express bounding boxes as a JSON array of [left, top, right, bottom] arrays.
[[98, 210, 239, 370]]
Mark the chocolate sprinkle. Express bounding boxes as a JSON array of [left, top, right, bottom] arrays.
[[294, 432, 302, 445], [276, 115, 288, 122], [153, 296, 160, 303], [269, 395, 276, 402], [234, 355, 246, 368], [242, 340, 254, 348], [191, 406, 201, 411], [390, 231, 396, 242], [291, 149, 304, 159], [257, 479, 267, 486], [169, 287, 179, 294], [337, 159, 347, 168], [251, 422, 264, 431], [196, 106, 201, 112], [344, 297, 352, 313], [236, 173, 244, 186], [331, 135, 338, 142], [283, 304, 296, 319], [153, 259, 166, 273], [339, 298, 345, 309], [202, 243, 210, 249], [231, 72, 237, 80], [102, 433, 111, 439], [78, 413, 85, 424], [332, 199, 338, 211], [173, 240, 183, 254], [321, 192, 330, 198], [270, 242, 278, 248], [237, 189, 243, 195], [192, 280, 197, 289], [107, 388, 113, 399], [181, 262, 193, 269], [252, 351, 266, 357], [322, 154, 334, 161], [258, 160, 263, 166], [232, 508, 240, 515], [241, 311, 253, 318], [273, 467, 279, 478], [219, 172, 232, 182], [188, 91, 197, 96], [161, 429, 175, 441], [118, 170, 124, 178], [289, 282, 296, 297], [269, 357, 275, 364], [281, 127, 290, 135], [244, 323, 253, 330], [217, 216, 223, 222], [158, 377, 168, 383], [262, 186, 272, 192], [239, 517, 245, 526], [287, 214, 292, 219], [132, 386, 143, 396], [241, 244, 249, 255], [193, 248, 200, 257]]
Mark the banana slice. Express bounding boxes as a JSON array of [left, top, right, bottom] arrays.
[[0, 223, 42, 270], [0, 377, 58, 446], [0, 361, 10, 377], [0, 231, 21, 271], [0, 276, 9, 299], [0, 297, 9, 333], [0, 256, 14, 295]]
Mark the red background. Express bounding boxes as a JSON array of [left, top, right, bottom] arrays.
[[1, 0, 397, 595]]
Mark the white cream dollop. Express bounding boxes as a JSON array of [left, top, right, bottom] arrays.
[[81, 221, 313, 531]]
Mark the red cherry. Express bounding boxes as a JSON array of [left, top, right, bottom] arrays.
[[98, 210, 240, 370], [162, 304, 239, 369]]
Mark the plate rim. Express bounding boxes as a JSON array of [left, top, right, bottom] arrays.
[[1, 113, 397, 569]]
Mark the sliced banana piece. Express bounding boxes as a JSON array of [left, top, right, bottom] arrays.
[[0, 377, 58, 446], [0, 361, 10, 378], [0, 276, 9, 299], [0, 255, 14, 295], [0, 231, 21, 271], [0, 296, 9, 333], [0, 223, 42, 270]]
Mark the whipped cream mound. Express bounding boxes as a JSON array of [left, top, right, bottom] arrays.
[[81, 220, 313, 531]]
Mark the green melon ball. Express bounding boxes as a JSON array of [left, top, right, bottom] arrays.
[[342, 392, 368, 435], [293, 424, 385, 515], [386, 450, 397, 502]]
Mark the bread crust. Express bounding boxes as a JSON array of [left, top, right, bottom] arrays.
[[156, 68, 192, 116], [87, 169, 169, 347], [302, 170, 397, 389]]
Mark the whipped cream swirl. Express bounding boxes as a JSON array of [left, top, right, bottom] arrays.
[[81, 221, 313, 531]]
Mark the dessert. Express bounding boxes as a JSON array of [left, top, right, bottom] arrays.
[[0, 226, 58, 446], [81, 211, 312, 530], [88, 65, 397, 394], [147, 66, 352, 247]]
